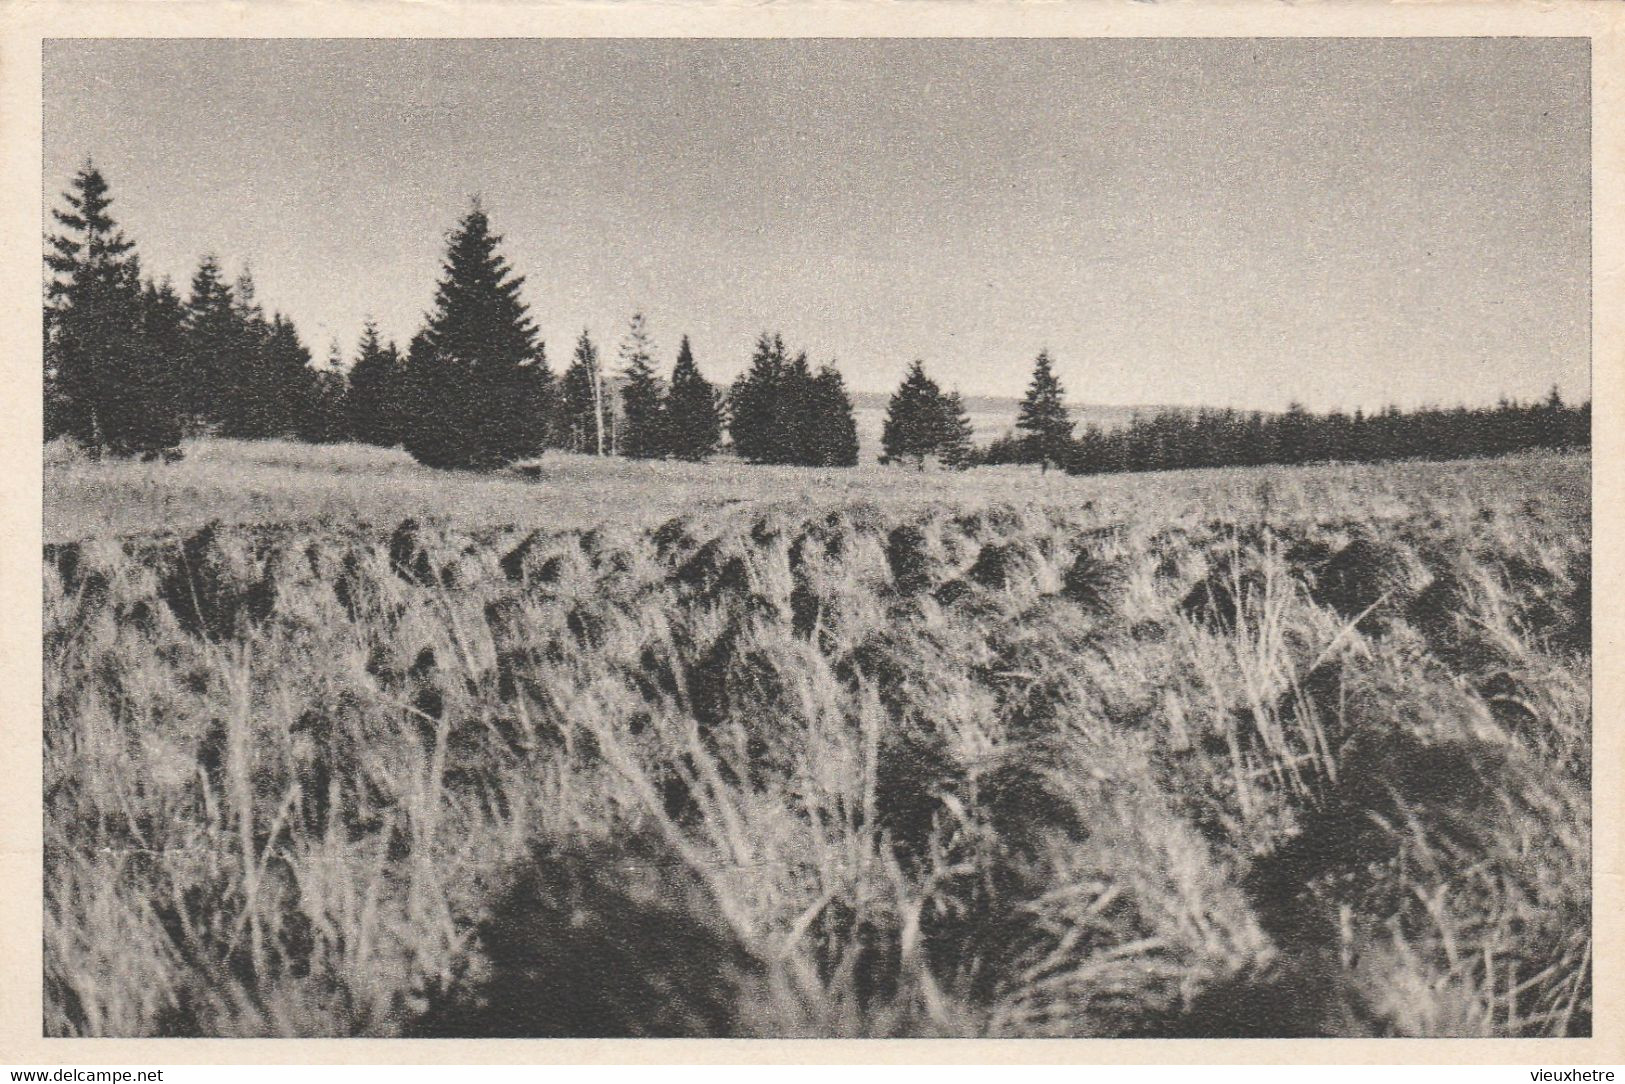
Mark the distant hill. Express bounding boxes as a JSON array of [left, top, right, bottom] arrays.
[[846, 391, 1170, 458]]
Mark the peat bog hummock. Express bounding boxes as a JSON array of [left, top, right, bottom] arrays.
[[42, 37, 1591, 1039]]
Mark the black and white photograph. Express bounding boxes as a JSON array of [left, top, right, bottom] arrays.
[[21, 18, 1610, 1056]]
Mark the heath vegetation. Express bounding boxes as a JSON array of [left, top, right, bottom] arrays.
[[43, 446, 1590, 1038]]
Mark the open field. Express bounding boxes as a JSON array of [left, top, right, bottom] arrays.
[[46, 437, 1583, 544], [44, 443, 1590, 1036], [49, 407, 1160, 543]]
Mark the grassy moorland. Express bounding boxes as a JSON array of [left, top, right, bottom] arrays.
[[47, 437, 1120, 543], [43, 437, 1584, 544], [43, 441, 1590, 1037]]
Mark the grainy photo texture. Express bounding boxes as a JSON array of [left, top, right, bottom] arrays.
[[41, 38, 1591, 1039]]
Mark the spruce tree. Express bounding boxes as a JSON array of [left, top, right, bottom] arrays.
[[402, 200, 546, 469], [882, 359, 949, 469], [618, 312, 665, 458], [728, 334, 858, 467], [44, 164, 179, 456], [261, 314, 320, 438], [663, 335, 722, 461], [1015, 349, 1073, 471], [806, 363, 860, 467], [181, 255, 239, 432], [269, 312, 319, 437], [126, 278, 187, 453], [132, 278, 188, 447], [939, 390, 976, 470], [1275, 401, 1312, 466], [728, 332, 788, 463], [558, 330, 606, 454], [777, 350, 817, 465], [344, 320, 406, 446], [220, 266, 275, 437], [44, 162, 130, 449], [401, 330, 446, 453], [298, 340, 349, 443]]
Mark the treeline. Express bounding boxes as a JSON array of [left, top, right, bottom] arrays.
[[1064, 397, 1590, 475], [44, 167, 349, 456], [945, 349, 1589, 475], [44, 164, 857, 470], [48, 163, 1589, 475]]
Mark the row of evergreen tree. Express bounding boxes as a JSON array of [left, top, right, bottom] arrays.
[[44, 164, 860, 469], [1061, 394, 1590, 475], [964, 350, 1589, 475], [729, 333, 860, 467], [962, 347, 1589, 473], [47, 163, 1590, 475], [549, 318, 727, 462], [45, 167, 351, 454]]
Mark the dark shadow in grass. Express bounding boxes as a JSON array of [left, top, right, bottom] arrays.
[[1178, 562, 1264, 632], [410, 831, 763, 1037], [1060, 550, 1126, 615], [156, 521, 274, 640], [885, 524, 934, 596], [1308, 536, 1426, 628], [1141, 733, 1526, 1038], [1129, 947, 1381, 1038], [1560, 550, 1590, 655]]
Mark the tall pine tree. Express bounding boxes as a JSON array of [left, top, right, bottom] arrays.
[[728, 332, 788, 463], [557, 329, 606, 454], [881, 359, 951, 469], [219, 266, 275, 438], [938, 391, 976, 470], [777, 350, 818, 465], [806, 363, 860, 467], [1016, 349, 1073, 471], [402, 200, 548, 468], [44, 163, 180, 455], [344, 319, 406, 446], [663, 335, 722, 461], [260, 313, 320, 438], [618, 312, 665, 458], [181, 255, 240, 433]]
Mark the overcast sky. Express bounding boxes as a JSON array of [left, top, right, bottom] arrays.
[[43, 37, 1588, 410]]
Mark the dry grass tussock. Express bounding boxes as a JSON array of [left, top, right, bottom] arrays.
[[43, 450, 1590, 1037]]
